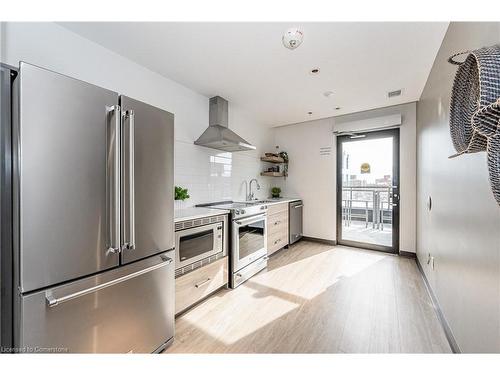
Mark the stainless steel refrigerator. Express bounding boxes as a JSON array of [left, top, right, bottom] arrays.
[[1, 62, 175, 353]]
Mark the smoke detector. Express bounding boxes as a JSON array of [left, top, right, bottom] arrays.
[[282, 27, 304, 50]]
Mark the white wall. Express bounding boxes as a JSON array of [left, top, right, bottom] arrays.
[[416, 22, 500, 352], [0, 23, 5, 63], [273, 119, 336, 240], [2, 22, 274, 207], [274, 102, 417, 253]]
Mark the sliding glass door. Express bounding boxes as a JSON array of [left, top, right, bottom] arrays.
[[336, 129, 400, 253]]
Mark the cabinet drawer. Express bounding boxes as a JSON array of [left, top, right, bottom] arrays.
[[268, 231, 288, 256], [175, 257, 228, 315], [267, 202, 288, 215], [267, 211, 288, 235]]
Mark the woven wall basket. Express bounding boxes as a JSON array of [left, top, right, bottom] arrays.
[[487, 133, 500, 205], [449, 45, 500, 206], [448, 45, 500, 158]]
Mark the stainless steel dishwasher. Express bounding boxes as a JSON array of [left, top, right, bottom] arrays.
[[289, 200, 303, 244]]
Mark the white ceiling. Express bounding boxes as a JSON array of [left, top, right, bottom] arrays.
[[60, 22, 448, 127]]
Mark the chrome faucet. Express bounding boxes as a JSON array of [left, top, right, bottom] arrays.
[[248, 178, 261, 201]]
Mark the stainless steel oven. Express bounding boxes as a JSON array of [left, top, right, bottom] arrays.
[[175, 217, 226, 271], [195, 201, 268, 288], [232, 212, 267, 285]]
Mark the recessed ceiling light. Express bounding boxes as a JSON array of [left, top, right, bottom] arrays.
[[323, 91, 334, 98], [309, 67, 320, 75]]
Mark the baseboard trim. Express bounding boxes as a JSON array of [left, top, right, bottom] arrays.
[[399, 250, 416, 258], [415, 257, 461, 353], [301, 236, 337, 246]]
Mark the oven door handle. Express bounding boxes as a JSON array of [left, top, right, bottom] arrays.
[[235, 214, 266, 226]]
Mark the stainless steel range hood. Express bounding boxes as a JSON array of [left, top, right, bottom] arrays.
[[194, 96, 256, 152]]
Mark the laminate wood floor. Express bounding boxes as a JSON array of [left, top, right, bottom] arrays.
[[166, 241, 451, 353]]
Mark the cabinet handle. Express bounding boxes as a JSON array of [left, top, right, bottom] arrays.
[[195, 278, 211, 288]]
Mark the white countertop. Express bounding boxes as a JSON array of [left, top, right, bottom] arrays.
[[264, 197, 301, 205], [174, 198, 300, 223], [174, 207, 230, 223]]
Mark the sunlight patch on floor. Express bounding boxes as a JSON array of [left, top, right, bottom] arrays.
[[181, 285, 299, 346], [168, 242, 451, 353], [246, 246, 387, 301], [176, 245, 388, 348]]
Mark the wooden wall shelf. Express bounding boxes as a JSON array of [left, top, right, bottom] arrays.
[[261, 171, 284, 177], [260, 156, 285, 164]]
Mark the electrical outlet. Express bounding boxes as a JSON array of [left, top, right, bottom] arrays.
[[430, 256, 435, 270]]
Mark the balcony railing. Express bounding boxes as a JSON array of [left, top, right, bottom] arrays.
[[341, 185, 395, 230]]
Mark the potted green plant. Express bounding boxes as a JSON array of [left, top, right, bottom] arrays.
[[279, 151, 289, 177], [271, 186, 281, 198], [175, 186, 190, 201], [175, 186, 190, 209]]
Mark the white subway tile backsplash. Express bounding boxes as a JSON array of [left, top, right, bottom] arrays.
[[174, 139, 274, 207]]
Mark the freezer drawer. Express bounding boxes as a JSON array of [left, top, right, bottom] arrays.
[[18, 251, 175, 353]]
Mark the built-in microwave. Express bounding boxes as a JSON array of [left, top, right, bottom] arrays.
[[175, 217, 226, 271]]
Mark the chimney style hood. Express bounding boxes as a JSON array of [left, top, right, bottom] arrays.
[[194, 96, 256, 152]]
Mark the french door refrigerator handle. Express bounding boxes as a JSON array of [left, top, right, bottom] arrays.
[[106, 105, 121, 255], [121, 109, 136, 251], [128, 110, 136, 250], [45, 255, 173, 307]]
